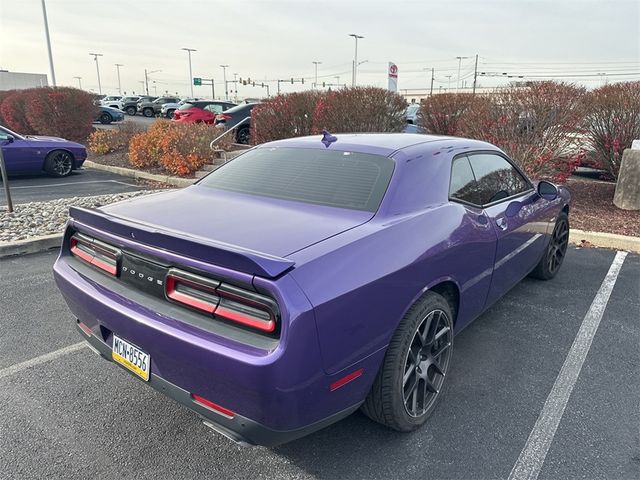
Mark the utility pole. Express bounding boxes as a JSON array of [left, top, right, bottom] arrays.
[[40, 0, 56, 86], [181, 48, 196, 97], [73, 76, 82, 89], [446, 75, 452, 91], [220, 65, 229, 100], [144, 69, 161, 96], [89, 53, 103, 94], [472, 54, 479, 95], [455, 56, 470, 92], [349, 33, 364, 87], [233, 73, 238, 102], [312, 61, 322, 88], [430, 67, 435, 96], [115, 63, 123, 94]]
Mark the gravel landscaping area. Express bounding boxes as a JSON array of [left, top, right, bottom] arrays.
[[0, 191, 162, 243], [567, 177, 640, 237]]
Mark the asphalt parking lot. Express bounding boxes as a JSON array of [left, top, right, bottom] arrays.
[[94, 114, 156, 131], [0, 169, 147, 205], [0, 247, 638, 479]]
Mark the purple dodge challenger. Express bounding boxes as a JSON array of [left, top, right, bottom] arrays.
[[53, 133, 570, 446], [1, 125, 87, 177]]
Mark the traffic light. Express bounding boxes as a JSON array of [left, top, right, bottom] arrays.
[[322, 82, 326, 88], [252, 82, 255, 87], [242, 80, 247, 85], [261, 83, 264, 88], [247, 77, 251, 84], [301, 78, 304, 84], [291, 78, 294, 84]]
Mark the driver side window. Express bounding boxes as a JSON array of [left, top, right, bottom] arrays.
[[468, 153, 530, 205]]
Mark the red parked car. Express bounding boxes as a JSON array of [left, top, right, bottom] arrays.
[[172, 101, 236, 124]]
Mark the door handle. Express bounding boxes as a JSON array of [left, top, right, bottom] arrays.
[[496, 217, 508, 230]]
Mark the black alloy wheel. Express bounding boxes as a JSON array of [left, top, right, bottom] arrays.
[[45, 150, 73, 177], [99, 113, 112, 124], [530, 211, 569, 280], [236, 126, 250, 144]]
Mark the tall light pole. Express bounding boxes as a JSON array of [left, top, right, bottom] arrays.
[[348, 33, 364, 87], [115, 64, 123, 94], [446, 75, 452, 91], [220, 65, 229, 100], [40, 0, 56, 86], [181, 48, 196, 97], [73, 76, 82, 89], [144, 69, 161, 96], [312, 61, 322, 88], [455, 56, 470, 92], [89, 53, 103, 95]]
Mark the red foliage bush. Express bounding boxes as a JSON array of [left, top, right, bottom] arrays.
[[418, 93, 479, 136], [582, 81, 640, 179], [251, 91, 323, 144], [25, 87, 95, 142], [128, 120, 218, 176], [312, 87, 407, 133], [0, 90, 16, 126], [0, 90, 38, 134]]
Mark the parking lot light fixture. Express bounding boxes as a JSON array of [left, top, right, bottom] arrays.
[[40, 0, 56, 87], [181, 48, 196, 97], [312, 61, 322, 89], [220, 65, 229, 100], [89, 53, 103, 95], [348, 33, 364, 87]]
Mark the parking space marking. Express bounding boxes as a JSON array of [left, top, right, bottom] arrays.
[[11, 180, 138, 189], [0, 342, 86, 381], [508, 250, 628, 480]]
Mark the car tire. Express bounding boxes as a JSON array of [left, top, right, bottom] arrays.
[[361, 291, 454, 432], [167, 109, 175, 119], [236, 126, 250, 144], [530, 211, 569, 280], [143, 108, 154, 118], [99, 113, 113, 124], [44, 150, 74, 177], [125, 106, 137, 116]]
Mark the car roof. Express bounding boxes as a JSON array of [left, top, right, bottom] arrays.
[[261, 133, 497, 157]]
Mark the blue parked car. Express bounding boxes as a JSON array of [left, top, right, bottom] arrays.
[[94, 105, 124, 125]]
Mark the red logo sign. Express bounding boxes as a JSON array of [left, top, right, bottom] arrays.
[[389, 64, 398, 78]]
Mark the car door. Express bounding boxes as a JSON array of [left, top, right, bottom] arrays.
[[468, 151, 549, 306], [0, 130, 38, 174]]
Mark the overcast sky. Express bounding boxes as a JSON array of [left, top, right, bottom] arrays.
[[1, 0, 638, 98]]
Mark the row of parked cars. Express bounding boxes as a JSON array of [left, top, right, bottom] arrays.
[[98, 95, 257, 144]]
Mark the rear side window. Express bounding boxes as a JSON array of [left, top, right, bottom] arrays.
[[449, 156, 479, 205], [468, 153, 530, 205], [178, 103, 194, 110], [200, 147, 394, 212]]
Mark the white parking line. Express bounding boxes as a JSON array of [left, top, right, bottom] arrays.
[[0, 342, 87, 381], [11, 180, 138, 189], [508, 250, 628, 480]]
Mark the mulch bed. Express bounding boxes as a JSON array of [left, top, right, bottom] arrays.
[[566, 177, 639, 237], [88, 151, 196, 179]]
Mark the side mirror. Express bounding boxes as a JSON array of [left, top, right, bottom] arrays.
[[537, 180, 558, 200], [0, 135, 14, 144]]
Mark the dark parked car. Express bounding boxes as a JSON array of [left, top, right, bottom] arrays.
[[137, 96, 181, 118], [120, 96, 143, 116], [214, 102, 259, 144], [53, 133, 570, 446], [172, 101, 236, 124], [94, 106, 125, 125], [0, 125, 87, 177]]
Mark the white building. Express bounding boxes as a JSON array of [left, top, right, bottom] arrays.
[[0, 70, 49, 91]]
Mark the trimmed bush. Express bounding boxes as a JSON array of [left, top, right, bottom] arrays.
[[0, 90, 16, 126], [128, 120, 220, 176], [0, 90, 38, 134], [582, 81, 640, 179], [87, 121, 146, 155], [251, 91, 323, 144], [312, 87, 407, 133], [418, 93, 479, 136], [24, 87, 95, 142]]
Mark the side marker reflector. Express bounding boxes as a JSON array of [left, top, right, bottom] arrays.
[[330, 368, 364, 392]]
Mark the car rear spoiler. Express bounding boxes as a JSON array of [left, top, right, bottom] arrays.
[[68, 206, 295, 279]]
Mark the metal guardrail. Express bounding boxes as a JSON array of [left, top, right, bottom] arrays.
[[209, 116, 251, 150]]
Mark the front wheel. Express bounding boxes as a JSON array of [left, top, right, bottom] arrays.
[[99, 113, 112, 124], [125, 106, 137, 116], [45, 150, 74, 177], [362, 291, 454, 431], [530, 211, 569, 280], [143, 108, 154, 118]]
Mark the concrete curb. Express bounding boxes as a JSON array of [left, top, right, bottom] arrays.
[[569, 228, 640, 253], [84, 160, 195, 188], [0, 234, 63, 259]]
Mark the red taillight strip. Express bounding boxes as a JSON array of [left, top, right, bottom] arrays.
[[165, 274, 218, 314], [215, 304, 276, 333], [70, 234, 119, 276], [191, 393, 235, 419], [330, 368, 364, 392]]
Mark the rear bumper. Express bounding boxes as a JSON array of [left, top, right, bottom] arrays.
[[53, 253, 376, 445], [78, 323, 361, 446]]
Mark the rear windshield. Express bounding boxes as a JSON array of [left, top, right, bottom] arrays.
[[178, 103, 195, 110], [199, 147, 394, 212], [222, 103, 256, 114]]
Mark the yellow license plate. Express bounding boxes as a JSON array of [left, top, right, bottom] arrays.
[[112, 335, 150, 381]]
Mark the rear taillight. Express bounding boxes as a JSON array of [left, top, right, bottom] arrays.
[[70, 233, 120, 276], [165, 268, 278, 333], [215, 113, 231, 121]]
